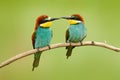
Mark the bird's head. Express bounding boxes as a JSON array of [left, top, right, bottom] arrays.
[[35, 15, 59, 30], [61, 14, 84, 25]]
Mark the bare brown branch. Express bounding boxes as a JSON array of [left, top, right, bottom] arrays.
[[0, 41, 120, 68]]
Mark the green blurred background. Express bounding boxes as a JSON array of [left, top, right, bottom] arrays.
[[0, 0, 120, 80]]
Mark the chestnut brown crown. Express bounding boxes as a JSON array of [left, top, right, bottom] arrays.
[[71, 14, 84, 23], [35, 15, 48, 30]]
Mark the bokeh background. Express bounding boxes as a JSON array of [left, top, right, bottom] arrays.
[[0, 0, 120, 80]]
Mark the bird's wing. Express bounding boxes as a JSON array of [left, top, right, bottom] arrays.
[[32, 31, 36, 49], [66, 29, 69, 49], [66, 29, 69, 42], [81, 34, 87, 41], [81, 24, 87, 41], [51, 29, 53, 38]]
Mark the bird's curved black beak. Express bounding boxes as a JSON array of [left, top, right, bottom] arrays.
[[61, 16, 72, 19], [49, 18, 60, 21]]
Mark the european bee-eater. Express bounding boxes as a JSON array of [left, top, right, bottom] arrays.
[[62, 14, 87, 59], [32, 15, 59, 71]]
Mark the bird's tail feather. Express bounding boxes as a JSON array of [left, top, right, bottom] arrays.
[[32, 51, 42, 71], [66, 46, 74, 59]]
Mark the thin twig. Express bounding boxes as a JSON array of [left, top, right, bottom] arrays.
[[0, 41, 120, 68]]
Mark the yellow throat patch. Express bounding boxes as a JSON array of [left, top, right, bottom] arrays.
[[68, 20, 80, 24], [40, 22, 52, 28]]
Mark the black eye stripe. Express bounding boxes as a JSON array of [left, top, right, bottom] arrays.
[[40, 19, 49, 24], [70, 17, 80, 20]]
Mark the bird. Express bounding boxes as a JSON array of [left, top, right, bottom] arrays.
[[61, 14, 87, 59], [32, 15, 59, 71]]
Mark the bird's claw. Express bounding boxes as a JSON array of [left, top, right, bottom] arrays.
[[80, 42, 83, 46], [70, 42, 72, 46], [48, 45, 51, 50], [37, 48, 39, 52]]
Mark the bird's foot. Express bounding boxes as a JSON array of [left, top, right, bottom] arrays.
[[80, 42, 83, 46], [69, 42, 72, 46], [37, 48, 39, 52], [48, 45, 51, 50]]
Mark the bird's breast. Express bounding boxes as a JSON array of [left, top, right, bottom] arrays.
[[35, 27, 52, 48], [68, 24, 86, 42]]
